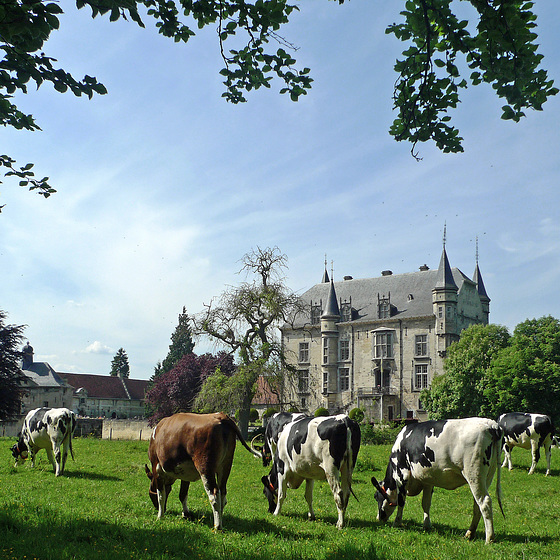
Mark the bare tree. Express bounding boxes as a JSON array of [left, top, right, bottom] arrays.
[[193, 247, 305, 435]]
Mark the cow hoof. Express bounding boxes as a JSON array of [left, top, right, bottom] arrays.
[[464, 530, 475, 541]]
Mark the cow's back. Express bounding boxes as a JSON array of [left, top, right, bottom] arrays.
[[149, 412, 236, 477], [396, 418, 501, 487]]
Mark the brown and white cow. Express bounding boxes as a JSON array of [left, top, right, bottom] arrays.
[[11, 407, 76, 476], [371, 417, 504, 543], [144, 412, 261, 530], [499, 412, 555, 475]]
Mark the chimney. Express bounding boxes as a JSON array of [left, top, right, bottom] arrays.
[[419, 264, 430, 271], [381, 270, 393, 276]]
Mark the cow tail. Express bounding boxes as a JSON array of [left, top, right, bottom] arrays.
[[225, 416, 262, 460], [69, 415, 76, 461], [495, 427, 504, 518], [345, 418, 359, 502]]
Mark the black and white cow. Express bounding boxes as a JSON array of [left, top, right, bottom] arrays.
[[498, 412, 555, 476], [11, 407, 77, 476], [261, 414, 361, 528], [371, 417, 503, 544], [259, 411, 306, 467]]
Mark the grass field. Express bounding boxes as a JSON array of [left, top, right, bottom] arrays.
[[1, 436, 559, 560]]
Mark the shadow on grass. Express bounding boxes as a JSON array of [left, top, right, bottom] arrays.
[[0, 505, 390, 560], [382, 517, 558, 546]]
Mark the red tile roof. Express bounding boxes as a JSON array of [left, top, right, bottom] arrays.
[[58, 373, 149, 401], [252, 376, 280, 406]]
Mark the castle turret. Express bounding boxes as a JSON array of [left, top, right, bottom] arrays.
[[321, 279, 340, 402], [432, 235, 459, 355], [473, 243, 490, 323]]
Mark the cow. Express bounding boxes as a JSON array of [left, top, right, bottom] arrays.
[[261, 414, 361, 529], [498, 412, 555, 476], [11, 407, 76, 477], [371, 417, 503, 544], [144, 412, 261, 530], [258, 411, 306, 467]]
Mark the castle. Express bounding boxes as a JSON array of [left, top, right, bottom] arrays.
[[280, 241, 490, 422]]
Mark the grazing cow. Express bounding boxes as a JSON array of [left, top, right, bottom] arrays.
[[261, 414, 361, 528], [371, 417, 503, 544], [144, 412, 261, 530], [11, 407, 76, 476], [259, 411, 306, 466], [498, 412, 555, 476]]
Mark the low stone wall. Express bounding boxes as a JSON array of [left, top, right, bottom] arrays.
[[0, 418, 150, 441], [102, 419, 151, 441]]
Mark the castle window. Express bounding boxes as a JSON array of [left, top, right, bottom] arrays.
[[299, 342, 309, 363], [414, 364, 429, 390], [374, 332, 393, 358], [322, 338, 329, 364], [339, 339, 350, 361], [415, 334, 428, 356], [298, 370, 309, 393], [339, 367, 350, 392], [311, 302, 322, 325], [340, 300, 353, 322], [378, 301, 390, 319]]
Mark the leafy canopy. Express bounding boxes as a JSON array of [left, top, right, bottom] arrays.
[[422, 316, 560, 426], [0, 310, 26, 419], [1, 0, 557, 206], [110, 347, 130, 378]]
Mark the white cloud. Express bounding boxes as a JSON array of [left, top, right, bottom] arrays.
[[85, 341, 113, 355]]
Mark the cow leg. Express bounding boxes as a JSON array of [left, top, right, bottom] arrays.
[[60, 440, 69, 475], [421, 487, 434, 530], [156, 484, 172, 519], [393, 487, 407, 527], [201, 474, 222, 531], [273, 473, 288, 517], [53, 445, 64, 476], [326, 474, 346, 529], [501, 445, 512, 470], [304, 479, 315, 521], [465, 481, 494, 544], [529, 440, 540, 475], [544, 441, 552, 476], [45, 447, 59, 475], [179, 481, 191, 518]]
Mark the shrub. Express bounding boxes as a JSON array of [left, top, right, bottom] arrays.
[[314, 407, 329, 417], [263, 408, 277, 419], [360, 423, 403, 445], [249, 408, 259, 423], [349, 407, 365, 423]]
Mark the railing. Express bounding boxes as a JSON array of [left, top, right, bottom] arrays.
[[357, 386, 397, 397]]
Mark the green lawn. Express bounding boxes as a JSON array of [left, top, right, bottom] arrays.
[[1, 437, 559, 560]]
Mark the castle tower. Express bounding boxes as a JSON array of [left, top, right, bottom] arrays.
[[473, 239, 490, 323], [432, 229, 458, 355], [321, 278, 340, 403]]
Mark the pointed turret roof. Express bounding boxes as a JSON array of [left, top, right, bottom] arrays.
[[473, 263, 490, 301], [434, 246, 458, 291], [322, 279, 340, 318], [322, 267, 330, 283]]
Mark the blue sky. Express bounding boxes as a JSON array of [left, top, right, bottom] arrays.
[[1, 1, 559, 380]]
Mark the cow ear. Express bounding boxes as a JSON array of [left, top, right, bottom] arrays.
[[371, 476, 391, 501]]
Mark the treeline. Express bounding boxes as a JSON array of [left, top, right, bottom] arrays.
[[422, 316, 560, 427]]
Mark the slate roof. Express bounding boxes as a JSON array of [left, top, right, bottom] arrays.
[[22, 362, 71, 389], [292, 267, 474, 328], [58, 372, 149, 401]]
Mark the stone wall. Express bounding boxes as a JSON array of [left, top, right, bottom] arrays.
[[102, 419, 151, 441], [0, 418, 150, 441]]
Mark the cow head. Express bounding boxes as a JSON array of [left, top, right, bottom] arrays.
[[261, 461, 279, 514], [371, 476, 398, 522], [11, 439, 28, 466], [144, 464, 159, 509]]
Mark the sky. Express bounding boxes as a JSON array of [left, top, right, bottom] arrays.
[[1, 1, 560, 380]]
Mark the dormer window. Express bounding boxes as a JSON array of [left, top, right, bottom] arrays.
[[378, 293, 391, 319], [340, 298, 353, 322], [310, 301, 322, 325]]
